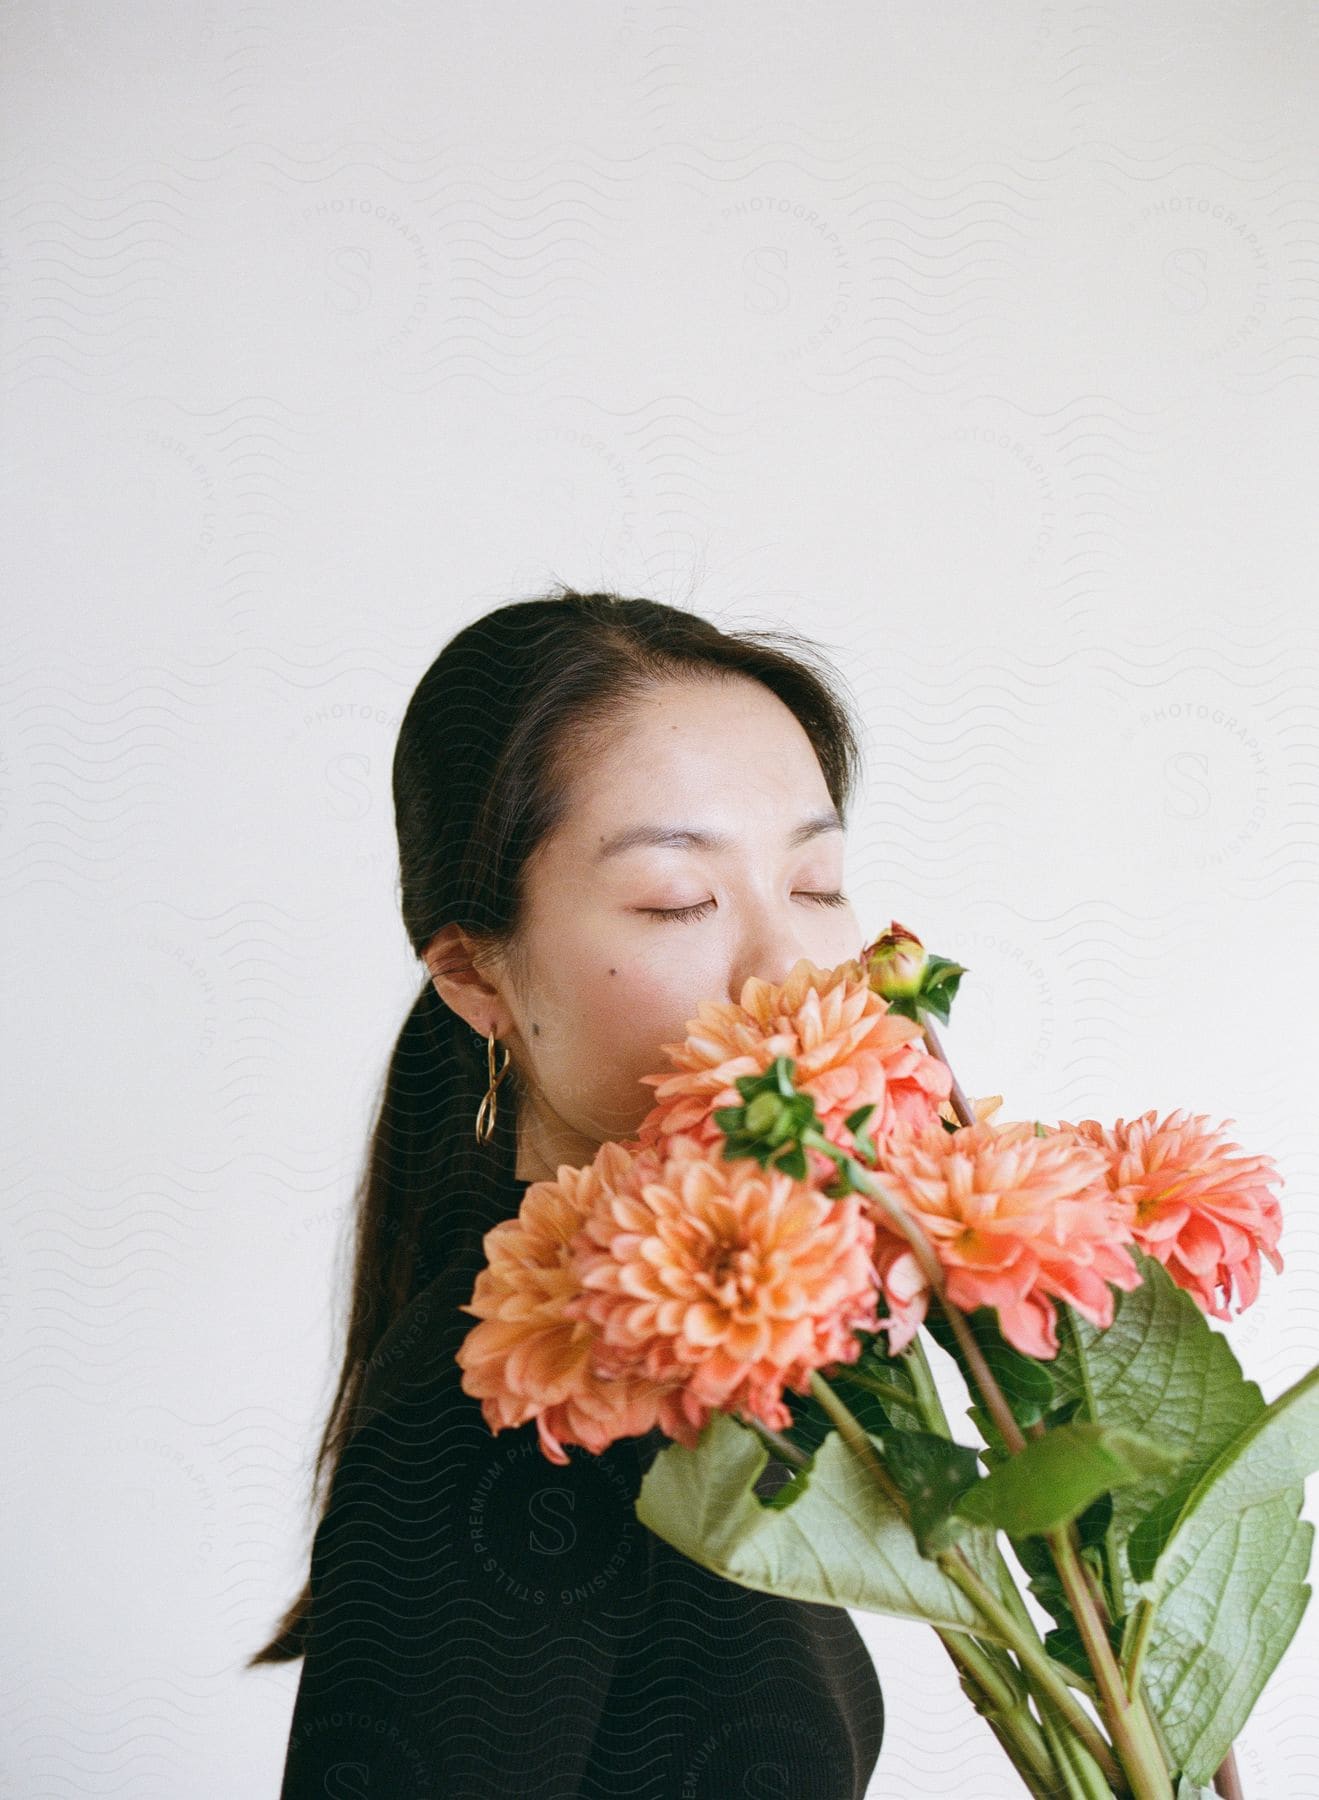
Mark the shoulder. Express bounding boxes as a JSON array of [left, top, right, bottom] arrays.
[[346, 1168, 527, 1439], [306, 1255, 665, 1646], [316, 1232, 664, 1569]]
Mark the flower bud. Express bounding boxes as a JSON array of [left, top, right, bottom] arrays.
[[861, 921, 928, 999], [744, 1092, 788, 1137]]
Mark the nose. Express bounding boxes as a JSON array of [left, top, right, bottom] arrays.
[[725, 909, 817, 1003]]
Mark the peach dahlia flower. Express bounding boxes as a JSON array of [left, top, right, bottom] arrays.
[[568, 1138, 882, 1446], [940, 1092, 1005, 1128], [1058, 1109, 1284, 1320], [864, 1118, 1144, 1359], [456, 1141, 672, 1465], [631, 955, 953, 1178]]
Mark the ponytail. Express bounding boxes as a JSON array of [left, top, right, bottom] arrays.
[[245, 979, 518, 1665]]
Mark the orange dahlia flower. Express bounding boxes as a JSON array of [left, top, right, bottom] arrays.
[[1058, 1109, 1284, 1319], [631, 955, 953, 1179], [864, 1118, 1144, 1359], [568, 1139, 882, 1447], [456, 1141, 672, 1465]]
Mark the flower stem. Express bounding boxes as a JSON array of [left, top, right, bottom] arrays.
[[938, 1547, 1126, 1792], [837, 1368, 926, 1414], [1035, 1685, 1117, 1800], [902, 1332, 952, 1433], [1213, 1746, 1245, 1800], [918, 1018, 1181, 1800], [1121, 1597, 1156, 1697], [810, 1372, 1061, 1798], [736, 1413, 812, 1470], [810, 1371, 1125, 1795], [1045, 1528, 1172, 1800], [943, 1633, 1063, 1799], [808, 1369, 905, 1497], [902, 1332, 1098, 1704], [735, 1389, 1069, 1787], [921, 1015, 977, 1126], [829, 1149, 1150, 1787]]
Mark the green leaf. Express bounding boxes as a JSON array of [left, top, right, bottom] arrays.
[[811, 1369, 891, 1440], [714, 1057, 828, 1175], [915, 954, 965, 1023], [836, 1355, 927, 1435], [1043, 1611, 1123, 1684], [923, 1305, 1056, 1430], [1073, 1488, 1114, 1554], [874, 1428, 982, 1554], [1126, 1472, 1199, 1585], [775, 1384, 843, 1471], [635, 1410, 1012, 1642], [844, 1102, 878, 1161], [1048, 1252, 1267, 1616], [1005, 1529, 1071, 1629], [1137, 1361, 1319, 1785], [953, 1422, 1180, 1538], [776, 1352, 925, 1473]]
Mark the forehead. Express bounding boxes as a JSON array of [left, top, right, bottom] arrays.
[[571, 679, 830, 827]]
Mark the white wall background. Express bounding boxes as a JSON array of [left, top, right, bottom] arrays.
[[3, 4, 1318, 1796]]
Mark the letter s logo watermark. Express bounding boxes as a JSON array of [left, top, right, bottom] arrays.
[[527, 1485, 577, 1554], [324, 1761, 370, 1799]]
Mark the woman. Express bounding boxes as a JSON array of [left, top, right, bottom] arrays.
[[251, 587, 886, 1798]]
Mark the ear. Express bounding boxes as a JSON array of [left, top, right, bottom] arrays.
[[423, 922, 513, 1039]]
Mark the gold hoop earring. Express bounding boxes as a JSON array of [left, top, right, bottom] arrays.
[[474, 1029, 512, 1145]]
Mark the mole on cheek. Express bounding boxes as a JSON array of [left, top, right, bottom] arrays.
[[609, 968, 616, 975], [531, 1023, 539, 1036]]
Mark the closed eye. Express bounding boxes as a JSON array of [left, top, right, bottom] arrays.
[[641, 891, 850, 923]]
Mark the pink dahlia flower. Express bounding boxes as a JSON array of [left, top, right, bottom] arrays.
[[869, 1232, 931, 1356], [865, 1118, 1144, 1359], [1058, 1109, 1284, 1319], [631, 955, 953, 1180], [568, 1137, 882, 1447]]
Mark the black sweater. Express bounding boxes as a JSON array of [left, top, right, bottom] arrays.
[[278, 1164, 885, 1798]]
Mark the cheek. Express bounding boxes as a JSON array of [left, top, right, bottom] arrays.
[[610, 942, 720, 1027], [571, 956, 705, 1084], [532, 954, 673, 1057], [539, 970, 683, 1135]]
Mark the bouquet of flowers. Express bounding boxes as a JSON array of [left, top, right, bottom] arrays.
[[456, 923, 1314, 1800]]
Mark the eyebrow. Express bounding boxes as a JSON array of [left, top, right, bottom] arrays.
[[594, 808, 845, 863]]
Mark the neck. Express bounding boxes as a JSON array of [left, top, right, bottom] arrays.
[[514, 1111, 601, 1186]]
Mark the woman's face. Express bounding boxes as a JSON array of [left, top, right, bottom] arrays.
[[495, 677, 865, 1184]]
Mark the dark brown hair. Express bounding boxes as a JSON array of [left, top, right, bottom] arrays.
[[247, 585, 864, 1664]]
